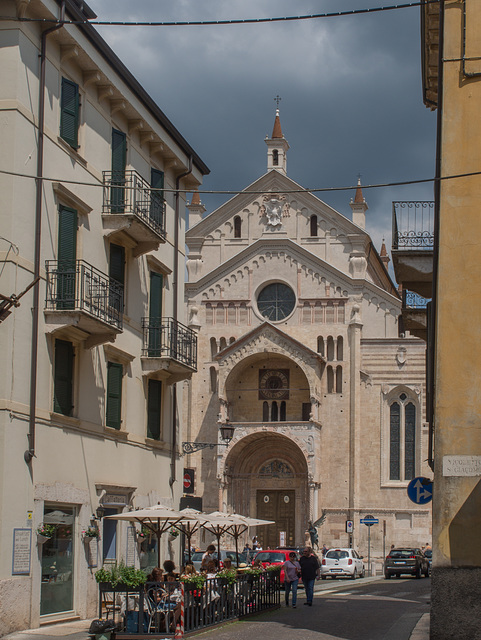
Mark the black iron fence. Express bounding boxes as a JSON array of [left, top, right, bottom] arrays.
[[402, 289, 431, 309], [103, 170, 166, 239], [45, 260, 123, 329], [98, 574, 280, 637], [392, 201, 434, 250], [142, 317, 197, 370]]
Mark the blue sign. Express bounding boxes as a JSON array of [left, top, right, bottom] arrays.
[[360, 516, 379, 527], [407, 477, 433, 505]]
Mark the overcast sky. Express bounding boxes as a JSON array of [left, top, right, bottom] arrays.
[[87, 0, 437, 272]]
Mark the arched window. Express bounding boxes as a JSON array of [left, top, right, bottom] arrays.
[[337, 336, 343, 361], [272, 149, 279, 166], [327, 336, 335, 361], [271, 401, 278, 421], [263, 401, 269, 422], [228, 303, 236, 324], [280, 401, 286, 421], [336, 366, 342, 393], [234, 216, 242, 238], [219, 337, 227, 351], [317, 336, 325, 357], [229, 336, 236, 344], [310, 215, 318, 237], [209, 366, 217, 393], [210, 337, 218, 359], [327, 366, 334, 393], [389, 394, 417, 481]]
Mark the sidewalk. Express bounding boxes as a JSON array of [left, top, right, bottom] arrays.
[[3, 578, 430, 640]]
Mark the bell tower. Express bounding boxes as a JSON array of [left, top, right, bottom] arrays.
[[265, 105, 289, 175]]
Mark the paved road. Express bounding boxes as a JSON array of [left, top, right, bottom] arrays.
[[4, 575, 430, 640]]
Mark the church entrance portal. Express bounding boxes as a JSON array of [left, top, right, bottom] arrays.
[[256, 489, 295, 548]]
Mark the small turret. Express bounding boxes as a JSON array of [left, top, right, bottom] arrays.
[[265, 107, 289, 175], [350, 176, 368, 229], [187, 190, 206, 228]]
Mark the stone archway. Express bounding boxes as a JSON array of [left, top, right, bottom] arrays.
[[223, 432, 309, 548]]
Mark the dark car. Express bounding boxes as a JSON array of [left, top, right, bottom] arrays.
[[384, 548, 429, 579]]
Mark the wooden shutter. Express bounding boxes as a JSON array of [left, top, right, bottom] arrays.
[[148, 272, 163, 356], [150, 169, 165, 229], [57, 206, 77, 310], [147, 379, 162, 440], [60, 78, 79, 148], [106, 362, 123, 429], [111, 129, 126, 212], [109, 244, 125, 286], [54, 339, 74, 415]]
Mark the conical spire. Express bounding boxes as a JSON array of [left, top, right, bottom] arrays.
[[380, 238, 390, 269], [353, 177, 365, 204], [350, 176, 368, 229], [187, 190, 206, 228], [272, 108, 283, 139], [266, 106, 289, 175]]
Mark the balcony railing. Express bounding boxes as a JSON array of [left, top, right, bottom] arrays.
[[103, 170, 166, 239], [142, 317, 197, 369], [392, 201, 434, 250], [402, 289, 431, 310], [45, 260, 123, 330]]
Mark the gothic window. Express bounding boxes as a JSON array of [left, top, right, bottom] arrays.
[[234, 216, 242, 238], [263, 401, 269, 422], [280, 401, 286, 421], [389, 394, 417, 481], [271, 401, 279, 421], [337, 336, 343, 361], [317, 336, 325, 357], [310, 215, 318, 237]]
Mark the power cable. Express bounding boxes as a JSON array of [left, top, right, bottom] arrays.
[[7, 1, 440, 27]]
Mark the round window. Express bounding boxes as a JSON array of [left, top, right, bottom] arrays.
[[257, 283, 296, 322]]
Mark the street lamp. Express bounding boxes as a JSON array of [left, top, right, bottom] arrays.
[[182, 420, 234, 455]]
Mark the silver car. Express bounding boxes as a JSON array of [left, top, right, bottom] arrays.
[[321, 548, 365, 580], [190, 550, 248, 572]]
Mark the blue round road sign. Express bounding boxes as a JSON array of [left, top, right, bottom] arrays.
[[407, 476, 433, 504]]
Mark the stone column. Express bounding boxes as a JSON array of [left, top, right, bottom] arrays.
[[348, 303, 363, 547]]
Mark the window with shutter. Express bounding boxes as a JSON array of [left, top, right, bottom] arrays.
[[111, 129, 126, 213], [109, 244, 125, 316], [147, 379, 162, 440], [60, 78, 79, 148], [148, 272, 163, 356], [106, 362, 123, 429], [54, 339, 74, 415], [150, 169, 164, 229], [57, 206, 77, 310]]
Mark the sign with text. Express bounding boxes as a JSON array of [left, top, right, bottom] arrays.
[[12, 529, 31, 575]]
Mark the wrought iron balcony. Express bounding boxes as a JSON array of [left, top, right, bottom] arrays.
[[45, 260, 123, 334], [102, 170, 166, 253], [392, 201, 434, 250], [391, 201, 434, 299], [402, 289, 431, 310], [400, 289, 431, 341], [142, 317, 197, 377]]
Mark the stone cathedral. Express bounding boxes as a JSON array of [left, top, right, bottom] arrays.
[[183, 111, 431, 557]]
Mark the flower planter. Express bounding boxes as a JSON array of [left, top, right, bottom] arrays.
[[37, 534, 51, 544]]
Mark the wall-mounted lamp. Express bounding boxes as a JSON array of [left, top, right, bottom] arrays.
[[96, 505, 106, 520], [182, 420, 235, 455]]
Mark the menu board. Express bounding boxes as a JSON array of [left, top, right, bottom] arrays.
[[12, 529, 31, 575], [126, 526, 136, 567]]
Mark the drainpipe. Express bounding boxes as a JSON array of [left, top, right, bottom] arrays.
[[169, 156, 193, 489], [25, 2, 66, 465]]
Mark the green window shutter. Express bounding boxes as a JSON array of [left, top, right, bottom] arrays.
[[57, 206, 78, 310], [147, 379, 162, 440], [111, 129, 126, 213], [148, 272, 163, 356], [60, 78, 79, 148], [54, 339, 74, 415], [109, 244, 125, 286], [151, 169, 164, 197], [106, 362, 123, 429], [150, 169, 165, 228]]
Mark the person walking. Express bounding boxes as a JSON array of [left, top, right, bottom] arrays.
[[283, 552, 301, 608], [299, 547, 320, 606]]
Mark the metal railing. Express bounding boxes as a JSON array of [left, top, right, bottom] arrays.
[[142, 317, 197, 369], [103, 170, 166, 239], [45, 260, 123, 330], [392, 201, 434, 250], [402, 289, 431, 310], [99, 574, 280, 637]]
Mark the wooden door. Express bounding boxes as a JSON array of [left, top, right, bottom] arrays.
[[256, 490, 295, 549]]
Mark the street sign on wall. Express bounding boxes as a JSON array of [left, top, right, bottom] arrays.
[[183, 468, 195, 494]]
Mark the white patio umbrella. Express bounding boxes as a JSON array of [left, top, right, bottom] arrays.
[[227, 514, 275, 564], [104, 505, 196, 567], [198, 511, 247, 561], [171, 508, 212, 564]]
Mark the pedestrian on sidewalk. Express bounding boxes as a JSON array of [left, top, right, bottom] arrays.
[[299, 547, 320, 607], [283, 552, 301, 608]]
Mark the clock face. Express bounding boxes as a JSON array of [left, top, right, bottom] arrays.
[[257, 283, 296, 321], [259, 369, 290, 400]]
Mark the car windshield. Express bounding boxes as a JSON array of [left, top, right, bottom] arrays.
[[389, 549, 415, 558], [326, 550, 349, 559], [191, 552, 204, 561], [255, 552, 286, 563]]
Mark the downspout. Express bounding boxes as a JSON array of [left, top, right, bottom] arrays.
[[169, 156, 193, 489], [25, 2, 66, 465], [428, 0, 444, 472]]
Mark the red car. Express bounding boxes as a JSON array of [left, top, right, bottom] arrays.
[[252, 549, 301, 585]]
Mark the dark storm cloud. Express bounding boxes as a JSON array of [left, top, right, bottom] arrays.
[[87, 0, 437, 265]]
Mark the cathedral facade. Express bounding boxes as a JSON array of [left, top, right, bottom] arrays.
[[183, 112, 431, 559]]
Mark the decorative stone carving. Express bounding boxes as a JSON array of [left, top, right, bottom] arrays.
[[396, 347, 407, 366]]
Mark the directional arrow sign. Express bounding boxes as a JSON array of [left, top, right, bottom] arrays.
[[407, 476, 433, 505]]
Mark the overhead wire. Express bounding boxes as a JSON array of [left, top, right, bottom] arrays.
[[8, 0, 440, 26]]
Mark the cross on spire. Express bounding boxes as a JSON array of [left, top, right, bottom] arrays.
[[274, 95, 282, 108]]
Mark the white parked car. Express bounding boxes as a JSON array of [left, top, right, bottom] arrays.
[[321, 548, 365, 580]]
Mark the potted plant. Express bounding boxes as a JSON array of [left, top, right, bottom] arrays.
[[36, 523, 55, 543], [168, 526, 179, 541], [216, 568, 237, 587], [95, 561, 146, 590], [180, 573, 206, 591], [82, 526, 100, 542]]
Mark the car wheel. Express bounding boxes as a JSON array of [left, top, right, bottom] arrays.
[[350, 569, 357, 580], [384, 571, 391, 579], [415, 565, 422, 579], [321, 576, 326, 580]]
